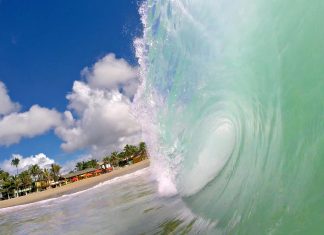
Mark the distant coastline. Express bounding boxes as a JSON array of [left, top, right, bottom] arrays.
[[0, 159, 150, 209]]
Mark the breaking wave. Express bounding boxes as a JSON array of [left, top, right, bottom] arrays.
[[135, 0, 324, 234]]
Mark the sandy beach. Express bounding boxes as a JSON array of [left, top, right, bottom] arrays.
[[0, 159, 150, 209]]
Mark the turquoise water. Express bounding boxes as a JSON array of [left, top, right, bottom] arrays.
[[135, 0, 324, 234], [2, 1, 324, 234]]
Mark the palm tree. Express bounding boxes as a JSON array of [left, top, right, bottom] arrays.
[[19, 171, 32, 195], [103, 156, 110, 164], [0, 169, 8, 179], [139, 142, 147, 158], [50, 164, 61, 182], [11, 157, 20, 175], [86, 159, 98, 169], [117, 151, 126, 160], [1, 180, 12, 199], [139, 142, 146, 152], [106, 152, 119, 167], [0, 169, 11, 199], [11, 175, 21, 197], [76, 161, 85, 171], [1, 176, 13, 199], [29, 164, 41, 182], [42, 168, 51, 181], [124, 144, 139, 157], [42, 168, 52, 190]]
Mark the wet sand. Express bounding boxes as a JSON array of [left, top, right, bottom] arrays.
[[0, 159, 150, 209]]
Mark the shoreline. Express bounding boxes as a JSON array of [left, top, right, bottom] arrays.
[[0, 159, 150, 209]]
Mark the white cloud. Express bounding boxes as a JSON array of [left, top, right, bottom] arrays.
[[0, 81, 20, 116], [81, 53, 139, 98], [0, 105, 62, 146], [0, 53, 142, 161], [0, 153, 55, 175], [55, 53, 142, 157], [55, 81, 141, 157]]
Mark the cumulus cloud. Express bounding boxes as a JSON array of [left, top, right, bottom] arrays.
[[55, 81, 141, 156], [0, 53, 142, 160], [0, 153, 55, 175], [55, 53, 142, 157], [81, 53, 139, 98], [0, 81, 20, 116], [0, 105, 62, 146]]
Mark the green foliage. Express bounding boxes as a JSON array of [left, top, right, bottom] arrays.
[[87, 159, 98, 168], [101, 142, 148, 167], [117, 151, 126, 159], [19, 170, 32, 189], [123, 144, 139, 157], [51, 164, 61, 182], [11, 157, 20, 175], [11, 175, 21, 197], [0, 169, 12, 199], [42, 168, 52, 182], [75, 159, 98, 171], [139, 142, 147, 158], [139, 142, 147, 152], [28, 164, 42, 182], [0, 168, 10, 181], [1, 178, 14, 199], [76, 161, 84, 171], [109, 152, 120, 167]]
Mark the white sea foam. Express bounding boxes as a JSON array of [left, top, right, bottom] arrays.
[[134, 1, 179, 198], [92, 167, 150, 188]]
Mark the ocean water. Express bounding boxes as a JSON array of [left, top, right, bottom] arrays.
[[2, 1, 324, 234], [135, 0, 324, 234], [0, 168, 210, 234]]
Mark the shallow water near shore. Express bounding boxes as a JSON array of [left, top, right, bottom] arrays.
[[0, 168, 212, 235]]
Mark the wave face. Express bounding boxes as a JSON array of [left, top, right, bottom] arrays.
[[136, 0, 324, 234]]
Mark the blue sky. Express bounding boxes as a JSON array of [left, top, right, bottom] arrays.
[[0, 0, 143, 172]]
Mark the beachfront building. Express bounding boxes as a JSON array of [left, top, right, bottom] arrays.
[[98, 161, 113, 171], [49, 179, 66, 188], [61, 168, 100, 183], [0, 179, 33, 198], [33, 179, 65, 191], [61, 161, 115, 183], [132, 153, 147, 164], [13, 187, 32, 196], [34, 180, 49, 191]]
